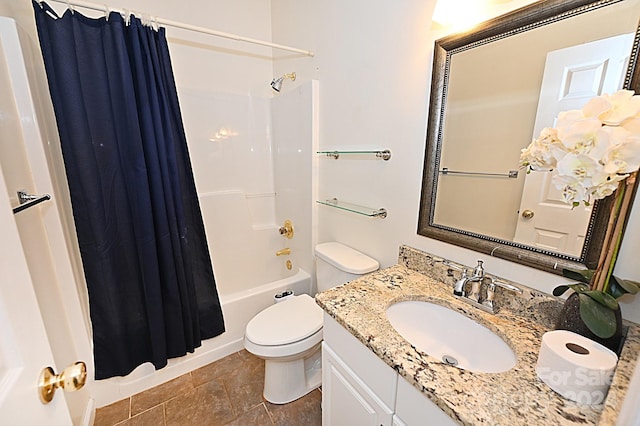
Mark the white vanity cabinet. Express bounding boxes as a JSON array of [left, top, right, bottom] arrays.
[[322, 313, 458, 426], [322, 313, 397, 426], [322, 345, 395, 425], [394, 375, 458, 426]]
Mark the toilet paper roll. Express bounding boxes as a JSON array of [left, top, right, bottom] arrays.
[[536, 330, 618, 405]]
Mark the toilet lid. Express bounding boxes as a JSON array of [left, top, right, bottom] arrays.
[[245, 294, 323, 346], [315, 242, 379, 274]]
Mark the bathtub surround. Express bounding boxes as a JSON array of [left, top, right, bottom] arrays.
[[316, 245, 640, 424], [34, 2, 225, 379], [88, 77, 317, 408]]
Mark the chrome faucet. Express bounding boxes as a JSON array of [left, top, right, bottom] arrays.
[[445, 259, 521, 314], [453, 260, 484, 301], [453, 269, 469, 296]]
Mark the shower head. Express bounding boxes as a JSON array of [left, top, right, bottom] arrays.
[[270, 72, 296, 92]]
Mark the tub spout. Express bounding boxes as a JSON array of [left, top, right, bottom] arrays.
[[276, 248, 291, 256]]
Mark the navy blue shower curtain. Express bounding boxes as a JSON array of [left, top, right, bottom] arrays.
[[33, 1, 224, 379]]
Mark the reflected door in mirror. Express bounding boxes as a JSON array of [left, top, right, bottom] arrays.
[[513, 33, 634, 256]]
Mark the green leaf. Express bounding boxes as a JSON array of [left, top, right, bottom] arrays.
[[615, 277, 640, 295], [562, 268, 595, 284], [607, 276, 627, 299], [578, 294, 617, 338], [583, 290, 618, 310], [570, 283, 590, 293], [553, 285, 570, 296], [553, 283, 589, 296]]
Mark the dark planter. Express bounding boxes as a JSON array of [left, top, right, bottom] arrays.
[[555, 293, 623, 354]]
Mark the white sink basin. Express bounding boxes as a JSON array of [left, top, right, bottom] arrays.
[[386, 301, 516, 373]]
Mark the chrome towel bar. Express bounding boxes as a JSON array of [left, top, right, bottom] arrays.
[[12, 190, 51, 214], [439, 167, 518, 179]]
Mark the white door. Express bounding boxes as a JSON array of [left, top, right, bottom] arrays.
[[0, 15, 73, 425], [0, 171, 73, 425], [514, 33, 634, 257]]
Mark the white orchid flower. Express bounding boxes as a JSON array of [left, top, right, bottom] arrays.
[[556, 109, 584, 127], [584, 90, 640, 125], [603, 135, 640, 174], [556, 153, 600, 181], [556, 114, 602, 152], [589, 126, 627, 163], [520, 127, 562, 169], [621, 115, 640, 134], [552, 178, 590, 204], [591, 168, 628, 188], [522, 89, 640, 205], [590, 180, 623, 200]]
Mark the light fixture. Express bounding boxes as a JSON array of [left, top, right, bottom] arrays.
[[270, 72, 296, 92], [208, 127, 239, 142], [432, 0, 513, 32]]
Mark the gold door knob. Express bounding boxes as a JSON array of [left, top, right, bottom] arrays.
[[521, 209, 535, 219], [39, 361, 87, 404]]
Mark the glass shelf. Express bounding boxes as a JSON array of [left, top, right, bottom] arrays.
[[316, 149, 391, 160], [316, 198, 387, 219]]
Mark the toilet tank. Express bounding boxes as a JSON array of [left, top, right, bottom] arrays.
[[314, 242, 379, 292]]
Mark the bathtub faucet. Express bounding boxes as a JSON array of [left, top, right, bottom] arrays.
[[276, 248, 291, 256]]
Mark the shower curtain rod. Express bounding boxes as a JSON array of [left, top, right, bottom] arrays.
[[42, 0, 315, 57]]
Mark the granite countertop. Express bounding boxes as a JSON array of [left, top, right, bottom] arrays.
[[315, 245, 640, 426]]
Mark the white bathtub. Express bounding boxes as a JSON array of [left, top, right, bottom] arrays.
[[91, 267, 312, 407]]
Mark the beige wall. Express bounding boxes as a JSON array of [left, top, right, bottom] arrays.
[[271, 0, 640, 325]]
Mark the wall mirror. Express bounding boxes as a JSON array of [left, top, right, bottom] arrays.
[[418, 0, 640, 274]]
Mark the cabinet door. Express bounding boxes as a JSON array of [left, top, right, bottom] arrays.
[[323, 343, 393, 426], [395, 377, 458, 426]]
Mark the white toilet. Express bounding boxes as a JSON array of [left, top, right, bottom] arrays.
[[243, 242, 379, 404]]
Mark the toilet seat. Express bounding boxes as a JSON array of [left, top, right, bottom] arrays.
[[245, 294, 323, 346]]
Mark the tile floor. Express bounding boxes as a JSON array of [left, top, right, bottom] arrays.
[[94, 350, 322, 426]]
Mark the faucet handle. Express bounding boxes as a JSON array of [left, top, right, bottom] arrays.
[[482, 278, 522, 312], [490, 277, 523, 294], [473, 260, 484, 277], [453, 268, 468, 297], [443, 260, 464, 271], [482, 284, 495, 310]]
